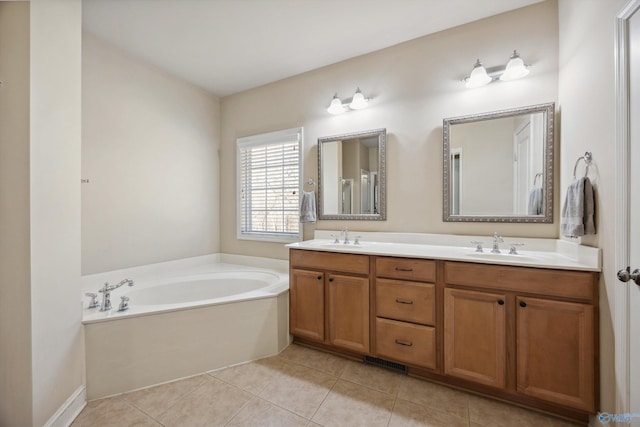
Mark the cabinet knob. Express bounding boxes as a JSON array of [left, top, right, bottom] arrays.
[[316, 275, 322, 280], [520, 301, 527, 308], [328, 277, 334, 282], [497, 299, 504, 305]]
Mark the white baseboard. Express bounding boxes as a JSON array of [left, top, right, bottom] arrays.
[[43, 385, 86, 427]]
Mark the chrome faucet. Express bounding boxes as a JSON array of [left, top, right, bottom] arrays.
[[491, 232, 504, 254], [99, 278, 134, 311], [342, 227, 350, 244]]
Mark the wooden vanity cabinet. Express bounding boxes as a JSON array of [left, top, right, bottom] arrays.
[[289, 249, 370, 353], [443, 261, 598, 413], [444, 287, 506, 389], [373, 257, 437, 369], [289, 250, 599, 421]]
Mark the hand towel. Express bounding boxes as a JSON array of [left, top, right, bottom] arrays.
[[299, 191, 316, 223], [560, 177, 596, 237], [583, 177, 596, 235], [527, 187, 544, 215]]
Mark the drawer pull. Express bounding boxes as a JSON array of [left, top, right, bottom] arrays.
[[395, 339, 413, 347], [395, 267, 414, 272], [395, 298, 414, 305]]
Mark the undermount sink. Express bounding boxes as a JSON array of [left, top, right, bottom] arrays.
[[305, 240, 369, 250], [465, 252, 539, 262]]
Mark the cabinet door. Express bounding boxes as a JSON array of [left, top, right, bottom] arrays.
[[444, 288, 506, 389], [290, 269, 325, 342], [328, 273, 370, 353], [516, 297, 595, 411]]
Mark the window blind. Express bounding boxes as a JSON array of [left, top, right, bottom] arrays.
[[237, 128, 302, 242]]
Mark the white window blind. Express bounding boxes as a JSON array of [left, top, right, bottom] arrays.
[[237, 127, 302, 242]]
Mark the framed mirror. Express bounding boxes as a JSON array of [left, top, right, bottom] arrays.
[[443, 103, 554, 223], [318, 128, 386, 220]]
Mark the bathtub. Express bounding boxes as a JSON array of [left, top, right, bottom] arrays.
[[81, 254, 290, 400]]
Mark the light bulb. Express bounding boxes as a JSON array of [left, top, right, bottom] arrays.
[[465, 59, 492, 88], [327, 94, 346, 114], [500, 50, 530, 81], [349, 88, 368, 110]]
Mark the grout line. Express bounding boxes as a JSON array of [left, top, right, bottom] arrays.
[[387, 393, 399, 427]]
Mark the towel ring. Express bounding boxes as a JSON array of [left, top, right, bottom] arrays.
[[572, 152, 592, 178], [304, 177, 315, 188], [533, 173, 543, 186]]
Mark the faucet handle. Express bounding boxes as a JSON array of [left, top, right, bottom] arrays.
[[493, 232, 504, 243], [509, 243, 525, 255], [330, 233, 339, 244], [354, 235, 362, 245], [118, 296, 130, 312], [85, 292, 99, 308], [470, 241, 484, 253]]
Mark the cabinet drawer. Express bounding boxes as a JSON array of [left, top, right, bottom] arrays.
[[444, 261, 596, 302], [375, 318, 436, 369], [376, 279, 435, 325], [290, 249, 369, 275], [376, 257, 436, 282]]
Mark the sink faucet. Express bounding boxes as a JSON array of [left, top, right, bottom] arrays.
[[491, 232, 504, 254], [99, 278, 134, 311], [342, 227, 350, 244]]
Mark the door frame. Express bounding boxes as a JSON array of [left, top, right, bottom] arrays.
[[614, 0, 640, 416]]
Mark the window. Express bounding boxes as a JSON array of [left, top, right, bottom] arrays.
[[237, 127, 302, 243]]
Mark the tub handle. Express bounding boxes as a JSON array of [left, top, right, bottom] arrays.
[[118, 296, 130, 312], [85, 292, 99, 309]]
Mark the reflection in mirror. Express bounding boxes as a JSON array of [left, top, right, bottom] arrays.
[[443, 103, 554, 223], [318, 128, 386, 220]]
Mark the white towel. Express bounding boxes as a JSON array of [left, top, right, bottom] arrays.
[[561, 177, 596, 237], [299, 191, 316, 223], [527, 187, 543, 215]]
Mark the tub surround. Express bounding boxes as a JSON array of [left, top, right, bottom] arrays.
[[287, 231, 599, 423], [82, 254, 290, 399]]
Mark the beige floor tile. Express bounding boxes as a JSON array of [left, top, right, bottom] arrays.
[[226, 396, 308, 427], [312, 379, 395, 427], [340, 360, 403, 395], [279, 344, 349, 376], [258, 362, 337, 418], [211, 356, 286, 394], [389, 398, 469, 427], [397, 376, 470, 419], [468, 395, 575, 427], [156, 376, 252, 426], [71, 396, 160, 427], [122, 374, 208, 418]]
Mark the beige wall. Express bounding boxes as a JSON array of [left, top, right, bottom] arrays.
[[220, 1, 559, 259], [82, 32, 221, 274], [30, 0, 84, 425], [0, 3, 33, 426], [558, 0, 627, 416]]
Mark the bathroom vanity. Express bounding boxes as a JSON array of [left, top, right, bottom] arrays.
[[288, 232, 600, 423]]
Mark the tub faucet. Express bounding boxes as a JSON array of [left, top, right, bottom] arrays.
[[491, 232, 504, 254], [99, 278, 134, 311]]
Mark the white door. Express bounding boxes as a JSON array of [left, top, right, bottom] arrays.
[[616, 2, 640, 425], [513, 120, 531, 214]]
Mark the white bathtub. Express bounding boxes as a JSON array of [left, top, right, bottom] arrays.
[[81, 254, 290, 399]]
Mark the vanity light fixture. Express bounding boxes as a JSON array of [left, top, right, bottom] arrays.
[[327, 88, 370, 114], [463, 50, 531, 88]]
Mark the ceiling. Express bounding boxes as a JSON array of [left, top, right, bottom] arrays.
[[82, 0, 543, 97]]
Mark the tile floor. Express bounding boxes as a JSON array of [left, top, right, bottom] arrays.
[[72, 343, 580, 427]]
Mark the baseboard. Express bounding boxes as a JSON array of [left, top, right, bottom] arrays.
[[43, 385, 86, 427]]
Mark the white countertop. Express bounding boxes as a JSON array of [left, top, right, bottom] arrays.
[[286, 231, 601, 272]]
